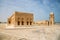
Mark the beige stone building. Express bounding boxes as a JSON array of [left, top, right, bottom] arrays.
[[8, 11, 33, 26], [35, 20, 49, 26]]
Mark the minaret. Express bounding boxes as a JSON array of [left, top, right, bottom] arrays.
[[49, 12, 54, 25]]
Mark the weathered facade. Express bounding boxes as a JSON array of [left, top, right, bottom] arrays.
[[8, 12, 33, 26], [8, 11, 54, 26]]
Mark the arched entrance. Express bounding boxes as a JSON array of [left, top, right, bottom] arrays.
[[18, 21, 20, 25], [27, 21, 29, 25], [21, 21, 24, 25], [30, 22, 32, 25]]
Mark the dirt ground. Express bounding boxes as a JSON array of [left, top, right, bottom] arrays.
[[0, 23, 60, 40]]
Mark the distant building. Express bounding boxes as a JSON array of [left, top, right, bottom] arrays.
[[35, 12, 54, 26], [8, 11, 33, 26], [35, 20, 49, 26]]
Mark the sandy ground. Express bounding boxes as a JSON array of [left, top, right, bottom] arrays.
[[0, 24, 60, 40]]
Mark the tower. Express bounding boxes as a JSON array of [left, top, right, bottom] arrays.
[[49, 12, 54, 25]]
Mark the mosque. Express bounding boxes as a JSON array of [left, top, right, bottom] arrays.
[[7, 11, 54, 26]]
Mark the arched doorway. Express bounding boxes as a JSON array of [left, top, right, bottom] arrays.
[[48, 22, 49, 26], [30, 22, 32, 25], [18, 21, 20, 25], [27, 21, 29, 25], [21, 21, 24, 25]]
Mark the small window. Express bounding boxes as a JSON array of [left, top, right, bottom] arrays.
[[27, 18, 29, 20], [22, 18, 24, 20], [30, 18, 32, 20], [18, 18, 20, 20]]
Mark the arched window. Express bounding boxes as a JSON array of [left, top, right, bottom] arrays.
[[27, 18, 29, 20], [18, 17, 20, 20], [30, 18, 32, 20], [22, 18, 24, 20]]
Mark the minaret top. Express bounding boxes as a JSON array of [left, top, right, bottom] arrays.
[[50, 12, 54, 15]]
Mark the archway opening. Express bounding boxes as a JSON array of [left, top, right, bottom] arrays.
[[30, 22, 32, 25], [27, 21, 29, 25], [22, 21, 24, 25], [18, 21, 20, 25]]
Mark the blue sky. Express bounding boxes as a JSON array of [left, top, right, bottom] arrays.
[[0, 0, 60, 22]]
